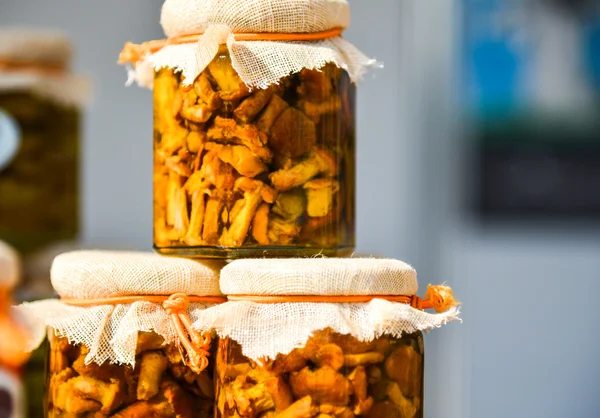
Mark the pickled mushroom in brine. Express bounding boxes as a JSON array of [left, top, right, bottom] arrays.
[[215, 330, 424, 418], [46, 332, 214, 418], [153, 48, 355, 255]]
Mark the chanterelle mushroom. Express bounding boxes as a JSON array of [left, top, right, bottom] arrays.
[[252, 202, 271, 245], [272, 189, 307, 221], [303, 179, 340, 218], [193, 72, 222, 110], [207, 116, 272, 162], [207, 47, 251, 102], [267, 216, 301, 245], [269, 147, 337, 192], [184, 186, 211, 246], [203, 193, 226, 244], [216, 144, 268, 178], [269, 107, 316, 158], [219, 178, 277, 247], [234, 86, 274, 124], [256, 94, 289, 133]]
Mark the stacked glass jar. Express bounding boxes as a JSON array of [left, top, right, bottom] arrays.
[[0, 28, 92, 418], [119, 0, 374, 259], [16, 1, 461, 418], [20, 251, 226, 418], [200, 258, 460, 418], [150, 57, 356, 258], [21, 252, 459, 418], [0, 28, 89, 293]]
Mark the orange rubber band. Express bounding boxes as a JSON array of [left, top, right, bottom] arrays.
[[61, 295, 227, 307], [62, 293, 226, 374], [118, 27, 344, 65], [227, 284, 460, 314], [227, 294, 420, 304], [227, 294, 436, 309]]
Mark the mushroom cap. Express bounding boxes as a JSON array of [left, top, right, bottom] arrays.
[[303, 178, 340, 190], [313, 147, 339, 176]]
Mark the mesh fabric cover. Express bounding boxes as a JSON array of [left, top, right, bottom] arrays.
[[195, 258, 460, 361], [221, 258, 418, 296], [51, 250, 222, 298], [130, 0, 378, 89], [19, 250, 224, 366], [161, 0, 351, 37]]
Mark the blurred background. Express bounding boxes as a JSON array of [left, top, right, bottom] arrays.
[[1, 0, 600, 417]]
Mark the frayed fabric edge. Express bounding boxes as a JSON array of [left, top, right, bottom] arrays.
[[127, 34, 380, 90], [192, 300, 460, 362]]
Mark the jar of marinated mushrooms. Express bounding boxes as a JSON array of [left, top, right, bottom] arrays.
[[119, 0, 378, 258], [0, 241, 31, 418], [0, 28, 89, 272], [18, 250, 226, 418], [198, 258, 461, 418]]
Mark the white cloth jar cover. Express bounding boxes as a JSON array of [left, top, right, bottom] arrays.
[[19, 250, 224, 367], [127, 0, 379, 89], [0, 27, 91, 107], [195, 258, 461, 361]]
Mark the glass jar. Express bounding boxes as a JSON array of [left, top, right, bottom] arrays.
[[0, 292, 29, 418], [46, 330, 215, 418], [201, 258, 459, 418], [153, 47, 356, 258], [0, 240, 30, 418], [0, 92, 79, 258], [215, 329, 424, 418], [0, 90, 79, 418], [23, 339, 46, 418]]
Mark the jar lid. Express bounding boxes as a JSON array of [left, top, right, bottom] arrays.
[[123, 0, 377, 90], [221, 258, 418, 296], [21, 250, 225, 368], [161, 0, 351, 38], [0, 27, 72, 68], [0, 240, 20, 289], [198, 257, 460, 362], [51, 250, 224, 299]]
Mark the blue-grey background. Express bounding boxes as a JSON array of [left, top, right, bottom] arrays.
[[2, 1, 600, 417]]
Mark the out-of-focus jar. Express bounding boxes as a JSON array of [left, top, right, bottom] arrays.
[[0, 30, 90, 416], [120, 0, 376, 258], [0, 28, 89, 286], [0, 241, 30, 418], [197, 258, 461, 418], [17, 250, 225, 418]]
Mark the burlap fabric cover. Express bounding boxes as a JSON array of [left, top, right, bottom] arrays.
[[196, 258, 461, 361], [130, 0, 378, 89], [19, 250, 224, 367], [0, 28, 90, 107], [0, 240, 20, 289]]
